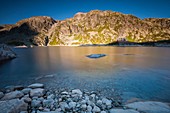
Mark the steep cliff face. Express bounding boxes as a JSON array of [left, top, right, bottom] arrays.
[[0, 16, 57, 46], [0, 10, 170, 46], [48, 10, 170, 45]]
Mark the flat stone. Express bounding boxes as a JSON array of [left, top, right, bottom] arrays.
[[22, 88, 32, 94], [30, 88, 45, 97], [125, 101, 170, 113], [0, 99, 28, 113], [28, 83, 44, 89], [31, 100, 42, 108], [1, 90, 24, 100], [86, 54, 106, 59], [43, 99, 54, 107], [110, 109, 139, 113]]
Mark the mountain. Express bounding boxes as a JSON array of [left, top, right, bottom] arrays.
[[0, 16, 57, 46], [0, 10, 170, 46]]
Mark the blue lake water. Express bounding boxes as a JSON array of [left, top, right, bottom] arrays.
[[0, 46, 170, 103]]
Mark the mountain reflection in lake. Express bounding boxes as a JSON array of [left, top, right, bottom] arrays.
[[0, 46, 170, 103]]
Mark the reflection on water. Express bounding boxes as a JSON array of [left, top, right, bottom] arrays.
[[0, 46, 170, 102]]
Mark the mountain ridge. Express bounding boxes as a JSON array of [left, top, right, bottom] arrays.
[[0, 10, 170, 46]]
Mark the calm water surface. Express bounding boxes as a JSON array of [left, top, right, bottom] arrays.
[[0, 46, 170, 103]]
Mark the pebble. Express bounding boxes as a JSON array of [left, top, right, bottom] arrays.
[[92, 106, 101, 112], [87, 105, 92, 112], [31, 100, 42, 108], [81, 104, 87, 111], [69, 101, 76, 109]]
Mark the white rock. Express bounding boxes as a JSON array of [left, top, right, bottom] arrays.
[[87, 105, 92, 112], [30, 88, 45, 97], [92, 106, 101, 113], [81, 104, 87, 110], [110, 109, 139, 113], [96, 100, 102, 106], [72, 89, 83, 95], [1, 90, 24, 100], [101, 111, 107, 113], [126, 101, 170, 113], [69, 101, 76, 109], [102, 98, 112, 107], [0, 99, 28, 113], [22, 88, 32, 94], [0, 92, 4, 99], [28, 83, 44, 89]]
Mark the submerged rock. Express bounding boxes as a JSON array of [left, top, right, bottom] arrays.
[[110, 109, 139, 113], [86, 54, 106, 59], [28, 83, 44, 89], [125, 101, 170, 113]]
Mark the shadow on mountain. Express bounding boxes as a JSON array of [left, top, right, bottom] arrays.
[[0, 23, 40, 46]]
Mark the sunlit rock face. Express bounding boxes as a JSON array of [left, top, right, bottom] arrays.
[[0, 10, 170, 46], [48, 10, 170, 45]]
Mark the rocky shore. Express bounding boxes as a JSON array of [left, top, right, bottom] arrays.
[[0, 83, 170, 113], [0, 44, 16, 62]]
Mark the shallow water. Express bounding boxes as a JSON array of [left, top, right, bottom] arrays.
[[0, 46, 170, 102]]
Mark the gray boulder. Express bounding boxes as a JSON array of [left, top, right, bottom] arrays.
[[31, 100, 42, 108], [0, 99, 28, 113], [125, 101, 170, 113], [22, 88, 32, 94], [92, 106, 101, 112], [0, 44, 16, 61], [30, 88, 45, 97], [1, 90, 24, 100]]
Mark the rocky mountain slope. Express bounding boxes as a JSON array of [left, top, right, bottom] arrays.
[[0, 10, 170, 46], [0, 16, 57, 46]]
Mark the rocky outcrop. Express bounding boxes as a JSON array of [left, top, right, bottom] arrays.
[[0, 16, 57, 46], [0, 44, 16, 61], [48, 10, 170, 45], [0, 10, 170, 46]]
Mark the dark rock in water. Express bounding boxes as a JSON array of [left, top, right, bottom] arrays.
[[0, 44, 16, 62], [86, 54, 106, 59]]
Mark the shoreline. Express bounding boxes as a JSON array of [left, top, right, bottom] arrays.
[[0, 83, 170, 113], [12, 44, 170, 49]]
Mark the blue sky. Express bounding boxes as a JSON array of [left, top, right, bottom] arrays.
[[0, 0, 170, 24]]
